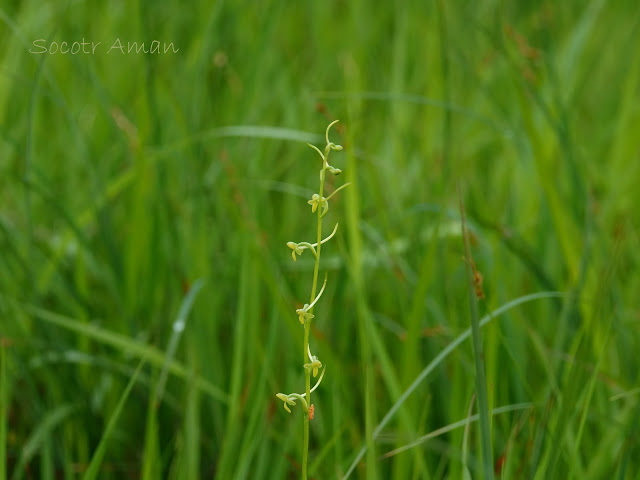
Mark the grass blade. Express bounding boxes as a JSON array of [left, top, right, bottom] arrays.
[[154, 278, 205, 405], [382, 403, 532, 459], [458, 185, 493, 479], [0, 338, 6, 480], [82, 359, 145, 480]]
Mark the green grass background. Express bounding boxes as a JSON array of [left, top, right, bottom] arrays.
[[1, 0, 640, 478]]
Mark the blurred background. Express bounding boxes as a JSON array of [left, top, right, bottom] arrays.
[[1, 1, 639, 478]]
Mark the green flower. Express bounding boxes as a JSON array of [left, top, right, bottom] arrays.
[[296, 304, 315, 324], [304, 345, 322, 377], [287, 241, 304, 261], [295, 275, 327, 324], [308, 193, 328, 215], [275, 393, 296, 413], [327, 165, 342, 175], [275, 367, 325, 414]]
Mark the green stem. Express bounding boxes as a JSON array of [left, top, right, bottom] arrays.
[[302, 332, 310, 479]]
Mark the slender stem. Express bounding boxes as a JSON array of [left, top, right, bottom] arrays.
[[302, 326, 310, 480]]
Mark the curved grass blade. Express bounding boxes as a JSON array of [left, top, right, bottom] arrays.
[[82, 359, 144, 480], [382, 403, 532, 459], [154, 278, 204, 404]]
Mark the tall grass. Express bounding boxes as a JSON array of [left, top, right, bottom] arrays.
[[1, 0, 639, 478]]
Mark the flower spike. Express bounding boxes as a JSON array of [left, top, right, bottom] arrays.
[[275, 122, 347, 473]]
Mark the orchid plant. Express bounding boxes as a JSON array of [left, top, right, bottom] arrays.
[[275, 120, 350, 479]]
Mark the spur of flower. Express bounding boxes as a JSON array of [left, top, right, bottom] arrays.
[[286, 223, 340, 262]]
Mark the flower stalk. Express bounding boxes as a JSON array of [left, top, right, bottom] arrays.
[[275, 121, 350, 479]]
